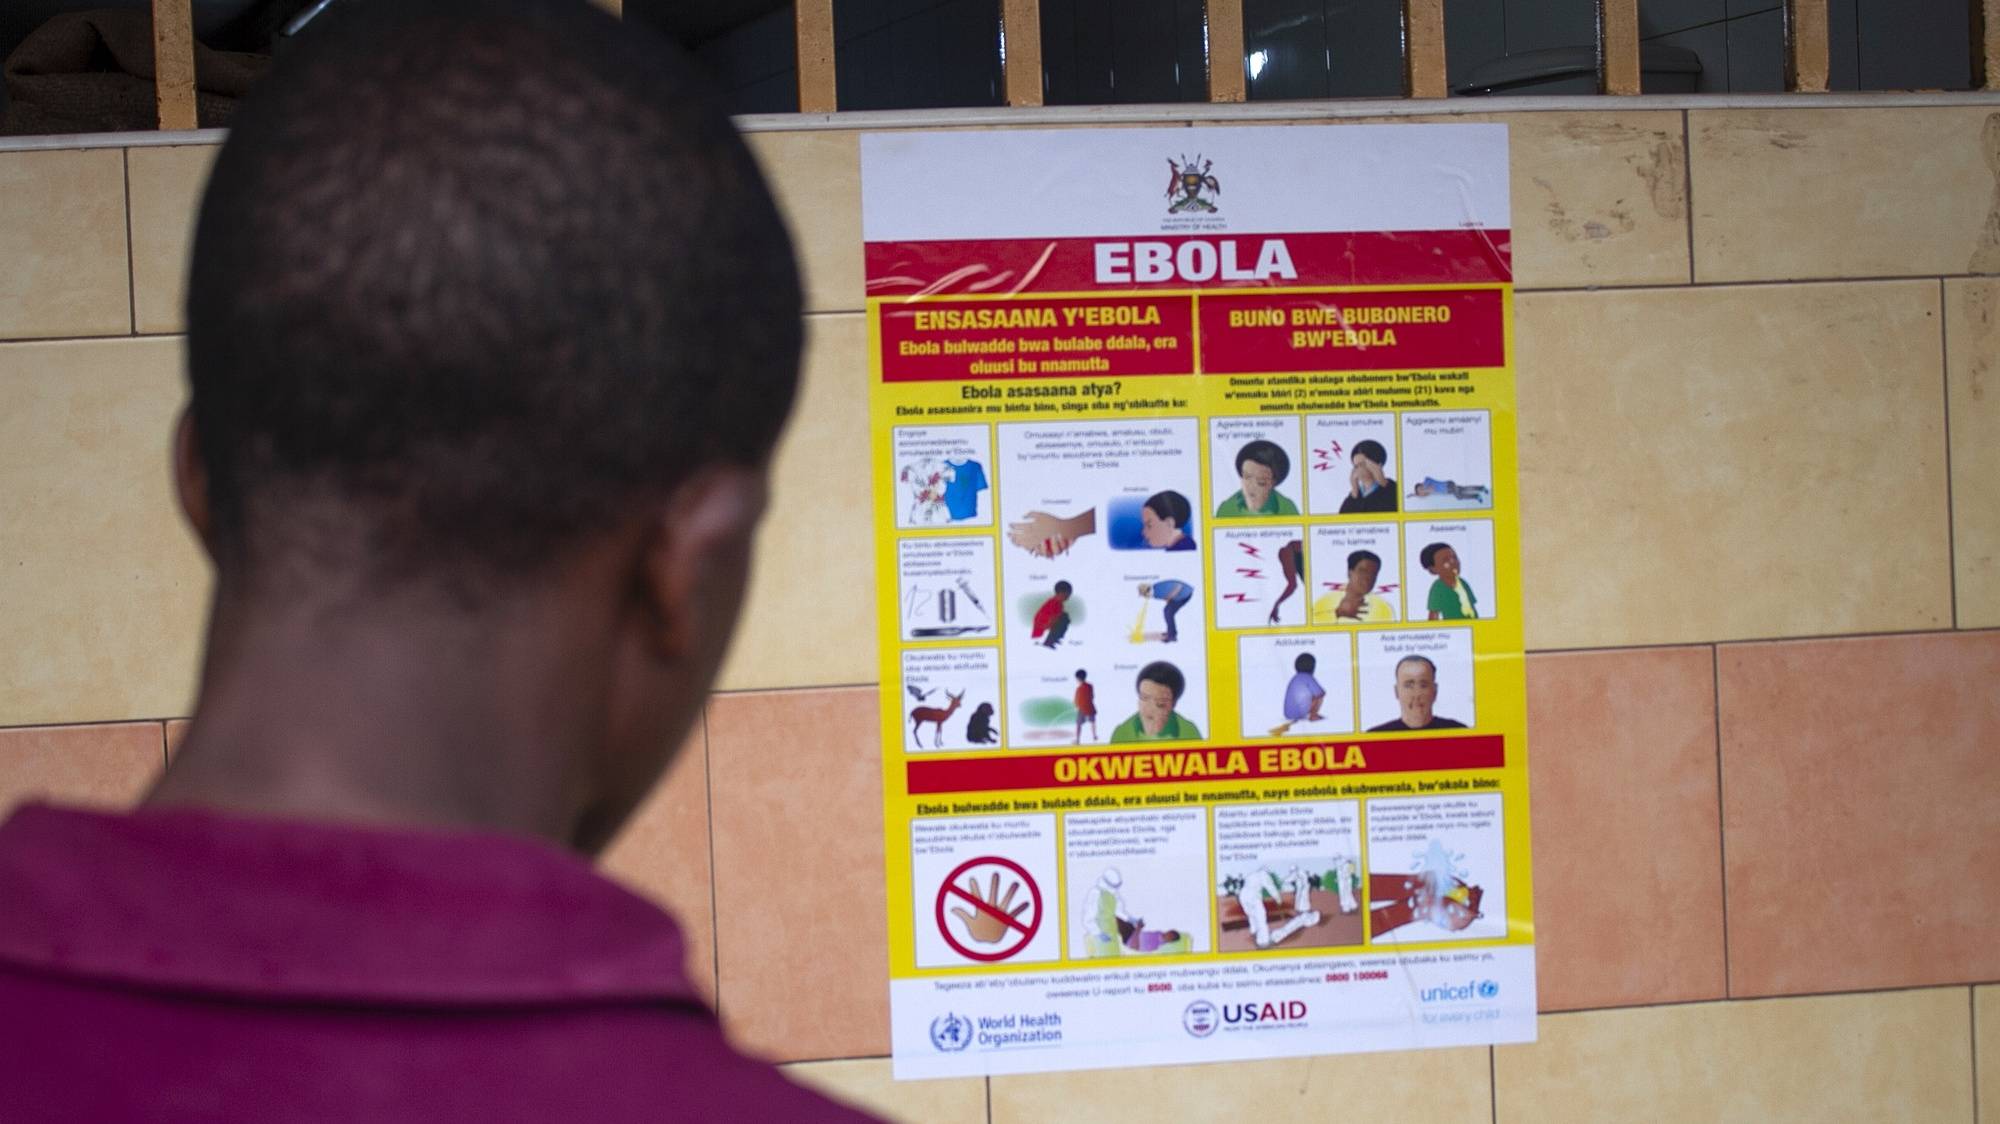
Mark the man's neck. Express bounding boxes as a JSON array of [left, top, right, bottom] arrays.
[[147, 585, 613, 847]]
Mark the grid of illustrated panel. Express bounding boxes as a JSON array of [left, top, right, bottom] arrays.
[[1212, 408, 1496, 743]]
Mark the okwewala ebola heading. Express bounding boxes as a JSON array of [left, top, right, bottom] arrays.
[[865, 124, 1537, 1080]]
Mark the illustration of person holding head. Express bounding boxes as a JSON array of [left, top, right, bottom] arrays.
[[1109, 660, 1204, 742], [1215, 440, 1299, 518], [1367, 655, 1467, 732], [1337, 439, 1399, 514], [1421, 541, 1479, 621]]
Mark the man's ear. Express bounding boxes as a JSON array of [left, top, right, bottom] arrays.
[[173, 409, 217, 551], [635, 466, 771, 663]]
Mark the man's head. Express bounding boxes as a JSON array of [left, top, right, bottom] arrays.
[[1352, 439, 1387, 471], [1075, 669, 1088, 683], [171, 0, 801, 850], [1293, 652, 1316, 674], [1393, 655, 1439, 728], [1233, 440, 1291, 511], [1134, 660, 1185, 735], [1420, 542, 1460, 581], [1139, 490, 1192, 547], [1345, 549, 1381, 595], [1053, 580, 1074, 599]]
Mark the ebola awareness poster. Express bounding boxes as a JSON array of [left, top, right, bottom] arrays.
[[866, 125, 1534, 1079]]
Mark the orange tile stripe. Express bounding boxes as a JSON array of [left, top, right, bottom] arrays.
[[795, 0, 837, 114], [150, 0, 198, 131], [1785, 0, 1831, 92], [1208, 0, 1246, 102], [1599, 0, 1641, 95]]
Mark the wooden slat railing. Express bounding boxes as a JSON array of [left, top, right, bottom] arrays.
[[151, 0, 198, 130]]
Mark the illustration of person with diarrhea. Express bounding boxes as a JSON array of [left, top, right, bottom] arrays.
[[1006, 490, 1196, 557], [1109, 660, 1203, 743], [1367, 655, 1467, 732], [1268, 652, 1326, 737], [1421, 541, 1478, 620], [1215, 440, 1299, 518], [1031, 580, 1073, 648], [1337, 439, 1398, 514]]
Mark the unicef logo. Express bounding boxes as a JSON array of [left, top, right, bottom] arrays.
[[1477, 979, 1500, 1000], [929, 1012, 972, 1052], [1182, 1000, 1219, 1038]]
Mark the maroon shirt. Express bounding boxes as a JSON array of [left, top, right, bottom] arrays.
[[0, 803, 876, 1123]]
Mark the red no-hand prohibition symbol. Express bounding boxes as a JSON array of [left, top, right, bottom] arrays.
[[935, 855, 1042, 962]]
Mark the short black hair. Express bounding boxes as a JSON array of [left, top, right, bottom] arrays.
[[1353, 439, 1388, 467], [1395, 654, 1437, 678], [1234, 440, 1291, 485], [1054, 580, 1073, 596], [1143, 490, 1192, 531], [186, 0, 801, 587], [1075, 669, 1088, 681], [1346, 549, 1381, 572], [1420, 542, 1452, 570], [1293, 653, 1316, 673], [1135, 660, 1185, 701]]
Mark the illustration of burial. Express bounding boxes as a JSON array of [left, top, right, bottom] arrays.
[[1215, 858, 1362, 952], [1078, 868, 1191, 957]]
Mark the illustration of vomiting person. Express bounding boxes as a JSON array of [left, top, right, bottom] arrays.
[[1422, 541, 1478, 620], [1215, 440, 1300, 517], [1367, 655, 1467, 732], [1109, 660, 1204, 743], [1086, 869, 1183, 954], [1268, 652, 1327, 737], [1031, 581, 1073, 648], [1136, 579, 1194, 643], [1237, 865, 1320, 948]]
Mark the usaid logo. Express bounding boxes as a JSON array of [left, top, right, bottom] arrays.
[[1182, 1000, 1219, 1038], [929, 1012, 972, 1052], [1421, 979, 1501, 1004], [1222, 999, 1308, 1025]]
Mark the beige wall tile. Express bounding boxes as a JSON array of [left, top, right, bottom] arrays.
[[707, 687, 887, 1061], [0, 149, 130, 340], [1517, 282, 1951, 650], [781, 1059, 985, 1124], [1527, 647, 1725, 1011], [1979, 986, 1999, 1121], [992, 1048, 1492, 1124], [126, 145, 219, 336], [0, 338, 210, 726], [717, 313, 874, 691], [0, 722, 165, 818], [1505, 111, 1690, 290], [597, 726, 718, 1002], [747, 130, 862, 315], [1691, 107, 2000, 283], [1948, 279, 2000, 628], [1495, 989, 1975, 1123], [1718, 632, 2000, 996], [1226, 110, 1691, 289]]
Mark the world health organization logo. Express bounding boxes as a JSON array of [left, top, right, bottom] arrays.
[[929, 1012, 972, 1052], [1182, 999, 1219, 1038]]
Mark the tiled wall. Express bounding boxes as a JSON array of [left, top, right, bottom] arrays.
[[2, 103, 1997, 1121]]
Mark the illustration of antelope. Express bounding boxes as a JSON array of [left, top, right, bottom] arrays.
[[910, 690, 964, 749]]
